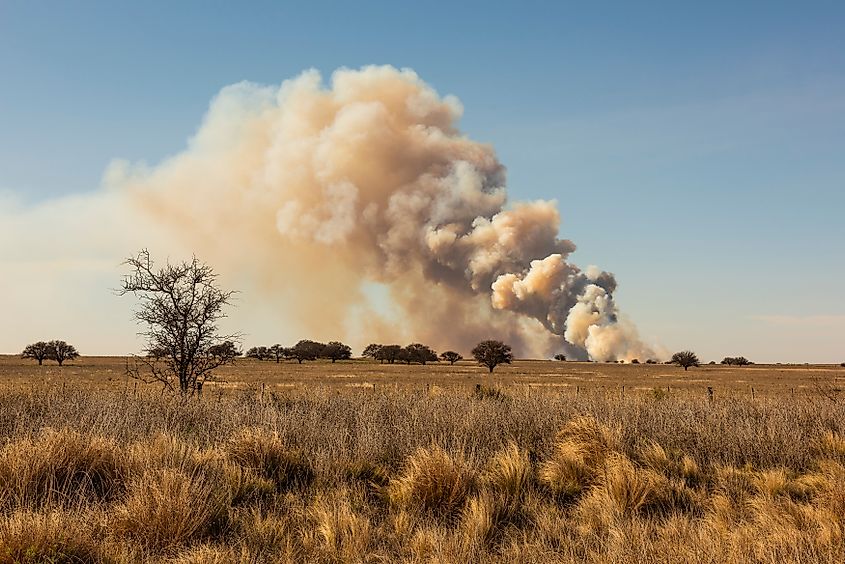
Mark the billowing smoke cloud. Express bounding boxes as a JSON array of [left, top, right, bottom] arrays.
[[2, 65, 656, 360]]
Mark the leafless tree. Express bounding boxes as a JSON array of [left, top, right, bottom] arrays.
[[119, 249, 239, 396]]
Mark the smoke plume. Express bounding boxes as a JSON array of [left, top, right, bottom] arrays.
[[4, 65, 656, 360]]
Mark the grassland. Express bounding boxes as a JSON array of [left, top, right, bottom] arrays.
[[0, 356, 844, 563]]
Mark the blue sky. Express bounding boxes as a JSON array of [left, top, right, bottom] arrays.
[[1, 1, 844, 361]]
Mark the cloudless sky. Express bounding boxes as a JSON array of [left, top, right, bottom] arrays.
[[1, 1, 844, 361]]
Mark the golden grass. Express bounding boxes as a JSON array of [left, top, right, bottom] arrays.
[[0, 357, 844, 562]]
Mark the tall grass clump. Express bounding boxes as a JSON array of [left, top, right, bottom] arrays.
[[388, 445, 475, 522]]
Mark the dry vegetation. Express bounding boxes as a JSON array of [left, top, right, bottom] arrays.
[[1, 356, 844, 562]]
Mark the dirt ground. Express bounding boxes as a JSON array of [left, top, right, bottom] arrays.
[[1, 355, 842, 399]]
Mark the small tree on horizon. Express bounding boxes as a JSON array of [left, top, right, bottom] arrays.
[[375, 344, 402, 364], [721, 356, 752, 366], [440, 351, 463, 365], [290, 340, 324, 364], [208, 341, 241, 360], [362, 344, 383, 361], [246, 346, 272, 361], [269, 344, 286, 363], [46, 340, 79, 366], [671, 350, 700, 371], [322, 341, 352, 363], [554, 353, 566, 361], [404, 343, 438, 365], [21, 341, 51, 365], [472, 340, 513, 374]]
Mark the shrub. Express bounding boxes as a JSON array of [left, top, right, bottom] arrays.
[[114, 468, 231, 551], [225, 428, 313, 492], [0, 510, 103, 564], [388, 445, 475, 522], [0, 428, 128, 509]]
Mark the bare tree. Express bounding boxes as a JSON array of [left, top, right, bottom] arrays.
[[322, 341, 352, 363], [472, 340, 513, 373], [21, 341, 51, 365], [119, 249, 239, 396], [439, 351, 463, 365], [48, 340, 79, 366], [671, 350, 700, 371]]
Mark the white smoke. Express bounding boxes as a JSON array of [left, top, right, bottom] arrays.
[[2, 65, 657, 360]]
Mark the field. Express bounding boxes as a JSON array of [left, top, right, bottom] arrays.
[[1, 356, 845, 563]]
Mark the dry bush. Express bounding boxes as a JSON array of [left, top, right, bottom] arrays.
[[538, 416, 619, 502], [113, 468, 232, 552], [388, 444, 475, 522], [225, 427, 313, 492], [0, 428, 128, 509], [0, 509, 105, 564], [306, 490, 375, 562]]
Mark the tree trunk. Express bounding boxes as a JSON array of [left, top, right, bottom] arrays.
[[488, 365, 494, 373], [684, 366, 688, 371], [38, 358, 43, 365]]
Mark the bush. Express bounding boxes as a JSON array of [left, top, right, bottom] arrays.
[[0, 510, 103, 564], [0, 428, 128, 509], [114, 468, 231, 551], [388, 445, 475, 522], [225, 428, 313, 492]]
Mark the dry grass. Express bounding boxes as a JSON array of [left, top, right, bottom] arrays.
[[1, 356, 845, 562]]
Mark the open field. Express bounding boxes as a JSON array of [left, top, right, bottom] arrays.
[[1, 357, 845, 562], [1, 355, 843, 398]]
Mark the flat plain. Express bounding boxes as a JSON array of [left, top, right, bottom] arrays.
[[1, 355, 845, 563], [1, 355, 841, 398]]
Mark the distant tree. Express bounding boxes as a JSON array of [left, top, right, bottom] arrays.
[[404, 343, 438, 365], [645, 359, 657, 364], [630, 358, 640, 364], [269, 344, 286, 363], [208, 340, 241, 360], [721, 356, 752, 366], [290, 340, 325, 364], [21, 341, 51, 365], [375, 344, 402, 364], [440, 351, 463, 365], [554, 354, 566, 361], [246, 346, 272, 361], [47, 340, 79, 366], [671, 350, 700, 371], [362, 344, 383, 361], [119, 250, 239, 396], [472, 340, 513, 374], [322, 341, 352, 363]]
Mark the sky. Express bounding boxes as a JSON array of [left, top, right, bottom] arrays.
[[1, 1, 844, 362]]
